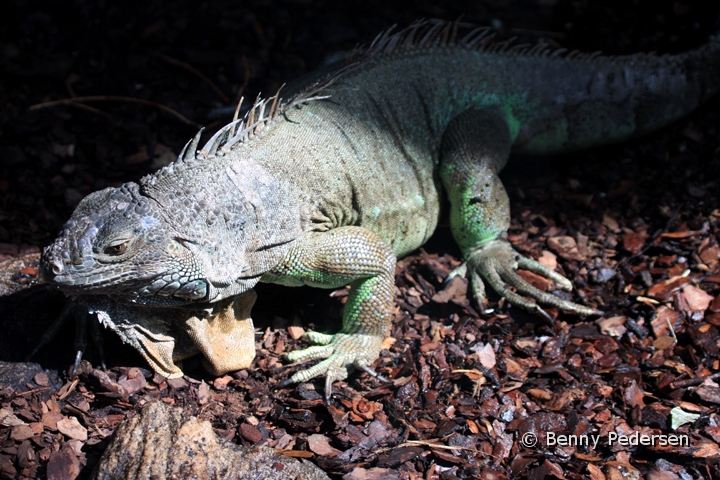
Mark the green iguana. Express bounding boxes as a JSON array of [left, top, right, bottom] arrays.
[[41, 21, 720, 399]]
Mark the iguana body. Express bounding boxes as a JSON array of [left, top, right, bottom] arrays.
[[41, 22, 720, 397]]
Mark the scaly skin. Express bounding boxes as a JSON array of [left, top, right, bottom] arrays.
[[41, 21, 720, 398]]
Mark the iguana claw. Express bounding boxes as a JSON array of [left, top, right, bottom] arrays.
[[452, 239, 602, 317], [282, 332, 387, 401]]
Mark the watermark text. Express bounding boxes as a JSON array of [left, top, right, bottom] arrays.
[[520, 431, 689, 449]]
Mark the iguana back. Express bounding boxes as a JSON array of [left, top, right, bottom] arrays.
[[197, 22, 720, 258]]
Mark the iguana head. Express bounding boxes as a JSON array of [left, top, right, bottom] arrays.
[[41, 182, 209, 306], [42, 98, 307, 306]]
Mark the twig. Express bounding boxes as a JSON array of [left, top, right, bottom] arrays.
[[29, 96, 201, 128], [57, 378, 79, 401], [670, 372, 720, 389], [67, 102, 114, 120], [404, 440, 478, 452], [91, 424, 110, 439], [65, 402, 91, 420], [15, 387, 48, 396], [667, 317, 677, 341], [161, 54, 229, 102], [276, 449, 314, 458]]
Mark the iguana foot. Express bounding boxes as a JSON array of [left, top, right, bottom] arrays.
[[27, 298, 106, 374], [281, 332, 387, 401], [451, 239, 602, 317]]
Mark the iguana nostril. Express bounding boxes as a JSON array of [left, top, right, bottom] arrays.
[[39, 252, 64, 281], [51, 259, 64, 275]]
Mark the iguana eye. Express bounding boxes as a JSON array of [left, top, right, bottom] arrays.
[[104, 241, 130, 255]]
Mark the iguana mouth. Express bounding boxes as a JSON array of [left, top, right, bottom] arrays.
[[136, 277, 208, 300], [44, 257, 209, 302], [45, 267, 146, 291]]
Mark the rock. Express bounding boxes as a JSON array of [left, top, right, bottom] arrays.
[[0, 252, 41, 297], [92, 401, 329, 480], [0, 361, 63, 392]]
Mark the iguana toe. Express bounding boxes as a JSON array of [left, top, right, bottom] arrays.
[[285, 343, 334, 362], [303, 331, 335, 345], [466, 239, 602, 317]]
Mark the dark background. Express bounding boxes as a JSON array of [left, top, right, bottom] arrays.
[[1, 0, 719, 250]]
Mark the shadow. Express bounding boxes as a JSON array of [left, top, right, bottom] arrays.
[[0, 285, 146, 377]]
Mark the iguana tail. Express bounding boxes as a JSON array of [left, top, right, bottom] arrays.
[[512, 29, 720, 153], [675, 30, 720, 104]]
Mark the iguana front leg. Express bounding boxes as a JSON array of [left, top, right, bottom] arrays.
[[440, 108, 602, 317], [262, 227, 396, 400]]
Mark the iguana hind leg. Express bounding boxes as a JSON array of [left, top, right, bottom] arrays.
[[262, 227, 395, 401], [440, 108, 601, 317]]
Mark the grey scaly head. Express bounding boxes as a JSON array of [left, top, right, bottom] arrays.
[[40, 181, 211, 306], [40, 107, 301, 306]]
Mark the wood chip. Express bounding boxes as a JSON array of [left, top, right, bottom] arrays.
[[197, 381, 211, 405], [547, 236, 586, 261], [682, 285, 714, 312], [46, 444, 81, 480], [10, 424, 34, 441], [307, 433, 342, 456], [472, 343, 497, 369], [56, 417, 88, 441], [287, 325, 305, 340], [33, 373, 49, 387], [597, 316, 627, 337]]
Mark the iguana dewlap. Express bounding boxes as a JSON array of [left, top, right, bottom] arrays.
[[41, 21, 720, 398], [81, 290, 257, 379]]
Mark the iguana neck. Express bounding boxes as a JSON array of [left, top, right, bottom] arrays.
[[139, 155, 303, 302]]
